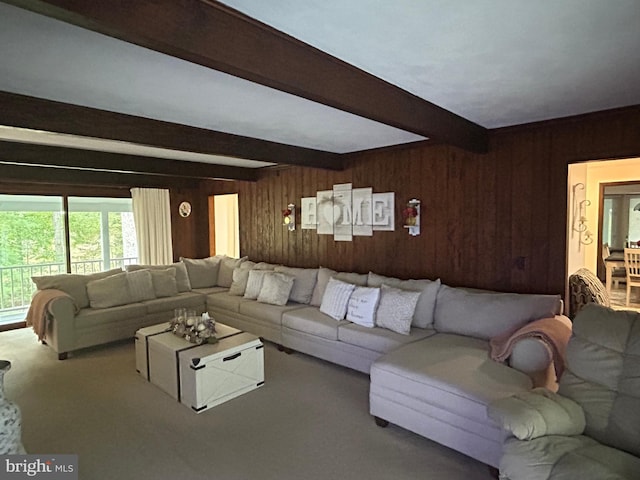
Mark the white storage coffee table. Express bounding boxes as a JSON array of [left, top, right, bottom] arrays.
[[135, 322, 264, 413]]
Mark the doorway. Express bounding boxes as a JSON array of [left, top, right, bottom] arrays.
[[208, 194, 239, 258], [566, 157, 640, 310]]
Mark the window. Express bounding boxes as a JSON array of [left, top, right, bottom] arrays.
[[0, 194, 137, 325]]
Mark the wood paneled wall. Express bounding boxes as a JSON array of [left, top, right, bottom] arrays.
[[235, 107, 640, 295]]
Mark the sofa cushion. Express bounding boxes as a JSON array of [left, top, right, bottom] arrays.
[[191, 286, 227, 295], [180, 256, 221, 289], [310, 267, 367, 307], [559, 304, 640, 457], [217, 256, 248, 288], [86, 272, 132, 309], [376, 285, 421, 335], [346, 286, 380, 328], [32, 268, 122, 309], [274, 266, 318, 304], [238, 300, 304, 327], [338, 323, 435, 354], [257, 272, 295, 306], [143, 292, 204, 314], [127, 263, 191, 292], [282, 306, 350, 341], [75, 302, 148, 328], [371, 333, 532, 426], [367, 272, 441, 328], [207, 291, 252, 313], [433, 284, 562, 340], [126, 269, 156, 302], [149, 268, 178, 298], [320, 278, 356, 321]]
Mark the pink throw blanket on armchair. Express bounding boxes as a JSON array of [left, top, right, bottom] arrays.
[[25, 289, 73, 341], [490, 316, 572, 380]]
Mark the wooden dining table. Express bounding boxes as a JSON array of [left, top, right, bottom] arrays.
[[604, 252, 625, 294]]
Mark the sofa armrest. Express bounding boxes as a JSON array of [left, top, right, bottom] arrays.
[[487, 387, 585, 440], [44, 294, 78, 355]]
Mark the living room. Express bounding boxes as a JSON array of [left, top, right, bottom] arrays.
[[1, 2, 640, 480]]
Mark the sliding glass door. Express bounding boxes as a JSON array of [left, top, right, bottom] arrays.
[[0, 194, 138, 325]]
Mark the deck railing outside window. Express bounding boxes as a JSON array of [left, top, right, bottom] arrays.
[[0, 257, 137, 317]]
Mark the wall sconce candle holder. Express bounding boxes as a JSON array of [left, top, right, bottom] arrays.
[[283, 203, 295, 231], [571, 183, 592, 250], [402, 199, 420, 236]]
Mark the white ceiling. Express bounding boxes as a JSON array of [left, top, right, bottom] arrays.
[[1, 0, 639, 168]]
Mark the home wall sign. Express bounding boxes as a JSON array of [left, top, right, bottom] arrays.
[[302, 184, 394, 241]]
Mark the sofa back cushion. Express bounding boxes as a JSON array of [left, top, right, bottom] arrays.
[[274, 266, 318, 304], [559, 304, 640, 457], [127, 263, 191, 292], [217, 256, 249, 288], [310, 267, 367, 307], [433, 284, 562, 340], [86, 272, 131, 309], [181, 256, 221, 289], [367, 272, 441, 328], [32, 268, 123, 309]]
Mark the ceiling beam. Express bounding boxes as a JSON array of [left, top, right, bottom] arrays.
[[0, 140, 259, 181], [0, 91, 344, 170], [3, 0, 489, 154]]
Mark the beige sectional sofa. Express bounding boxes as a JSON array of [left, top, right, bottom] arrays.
[[30, 255, 568, 473]]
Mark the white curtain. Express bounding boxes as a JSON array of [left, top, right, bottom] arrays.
[[214, 194, 240, 257], [130, 187, 173, 265]]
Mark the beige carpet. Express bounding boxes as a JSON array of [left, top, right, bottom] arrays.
[[1, 328, 494, 480]]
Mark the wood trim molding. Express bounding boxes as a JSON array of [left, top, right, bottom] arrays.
[[4, 0, 489, 153], [0, 140, 259, 181], [0, 91, 344, 171]]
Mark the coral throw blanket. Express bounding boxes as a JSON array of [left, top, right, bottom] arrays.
[[25, 289, 72, 341], [490, 316, 572, 380]]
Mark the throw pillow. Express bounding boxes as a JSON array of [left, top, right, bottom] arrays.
[[376, 285, 421, 335], [320, 278, 356, 321], [253, 262, 279, 270], [217, 256, 249, 288], [180, 256, 221, 289], [229, 267, 251, 296], [257, 272, 295, 306], [126, 269, 156, 302], [274, 266, 318, 304], [244, 270, 270, 300], [149, 268, 178, 298], [86, 272, 131, 309], [346, 286, 380, 328]]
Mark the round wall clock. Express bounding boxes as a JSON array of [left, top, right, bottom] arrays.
[[178, 201, 192, 217]]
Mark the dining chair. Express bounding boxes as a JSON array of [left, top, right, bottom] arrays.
[[623, 248, 640, 306]]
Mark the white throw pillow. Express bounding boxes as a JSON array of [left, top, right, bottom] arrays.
[[86, 272, 132, 309], [244, 270, 270, 300], [257, 272, 295, 306], [320, 278, 356, 321], [274, 266, 318, 304], [346, 286, 380, 328], [376, 284, 421, 335]]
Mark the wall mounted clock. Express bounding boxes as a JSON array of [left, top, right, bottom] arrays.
[[179, 201, 192, 217]]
